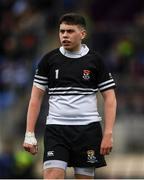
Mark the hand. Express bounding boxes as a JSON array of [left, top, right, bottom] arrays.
[[100, 133, 113, 155], [23, 132, 38, 155]]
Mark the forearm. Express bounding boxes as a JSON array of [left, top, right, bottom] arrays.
[[26, 99, 41, 132], [104, 102, 116, 134], [104, 95, 116, 134], [26, 86, 45, 133], [100, 89, 117, 155], [103, 93, 117, 135]]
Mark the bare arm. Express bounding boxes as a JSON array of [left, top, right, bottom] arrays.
[[100, 89, 117, 155], [23, 85, 45, 155], [26, 85, 45, 132]]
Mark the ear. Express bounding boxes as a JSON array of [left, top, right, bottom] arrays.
[[81, 30, 87, 40]]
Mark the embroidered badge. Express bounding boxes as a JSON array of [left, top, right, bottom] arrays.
[[87, 150, 98, 163], [83, 70, 91, 80]]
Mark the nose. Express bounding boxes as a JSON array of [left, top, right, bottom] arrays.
[[62, 31, 68, 38]]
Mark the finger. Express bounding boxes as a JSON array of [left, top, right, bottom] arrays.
[[23, 143, 36, 154], [30, 145, 38, 155], [105, 149, 110, 155], [100, 147, 106, 155], [23, 143, 32, 149], [25, 147, 35, 155], [105, 147, 112, 155], [100, 147, 111, 155], [24, 146, 30, 151], [109, 147, 112, 152], [23, 144, 31, 151]]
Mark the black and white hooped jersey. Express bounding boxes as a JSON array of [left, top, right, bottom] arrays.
[[33, 47, 116, 125]]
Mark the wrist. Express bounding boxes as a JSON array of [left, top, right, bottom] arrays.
[[103, 131, 113, 136], [25, 132, 35, 136], [24, 132, 37, 145]]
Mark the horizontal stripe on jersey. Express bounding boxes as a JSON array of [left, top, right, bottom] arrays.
[[34, 79, 48, 85], [35, 75, 48, 80], [98, 79, 115, 91], [34, 75, 48, 84], [34, 75, 48, 90], [48, 87, 98, 95]]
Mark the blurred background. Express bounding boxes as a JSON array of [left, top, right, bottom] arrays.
[[0, 0, 144, 178]]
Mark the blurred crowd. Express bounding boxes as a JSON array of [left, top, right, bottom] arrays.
[[0, 0, 61, 110], [0, 0, 144, 178]]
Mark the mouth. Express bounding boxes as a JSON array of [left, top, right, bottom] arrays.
[[62, 40, 71, 45]]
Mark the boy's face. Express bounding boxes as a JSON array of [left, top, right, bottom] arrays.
[[59, 23, 86, 52]]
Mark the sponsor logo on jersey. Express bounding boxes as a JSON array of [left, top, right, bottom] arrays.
[[47, 151, 54, 157], [83, 70, 91, 80], [87, 150, 98, 163]]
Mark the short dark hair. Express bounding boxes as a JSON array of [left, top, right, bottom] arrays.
[[59, 13, 86, 29]]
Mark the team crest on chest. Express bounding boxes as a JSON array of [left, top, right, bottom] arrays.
[[83, 70, 91, 80]]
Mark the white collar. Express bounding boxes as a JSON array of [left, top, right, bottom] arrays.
[[59, 44, 89, 58]]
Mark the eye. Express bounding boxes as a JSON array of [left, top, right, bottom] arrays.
[[67, 29, 74, 33], [60, 30, 65, 34]]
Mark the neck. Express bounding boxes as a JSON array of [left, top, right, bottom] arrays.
[[65, 44, 82, 53], [59, 44, 89, 58]]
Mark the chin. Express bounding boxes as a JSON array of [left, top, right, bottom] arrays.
[[64, 46, 73, 51]]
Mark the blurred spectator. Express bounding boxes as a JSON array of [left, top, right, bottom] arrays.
[[106, 35, 135, 73], [0, 138, 15, 178]]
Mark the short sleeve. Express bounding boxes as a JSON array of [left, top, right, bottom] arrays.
[[96, 56, 116, 92], [33, 55, 49, 91]]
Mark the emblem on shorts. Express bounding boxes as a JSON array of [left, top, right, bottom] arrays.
[[87, 150, 97, 163], [83, 70, 91, 80], [47, 151, 54, 157]]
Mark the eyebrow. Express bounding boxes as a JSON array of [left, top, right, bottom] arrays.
[[59, 29, 75, 32]]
